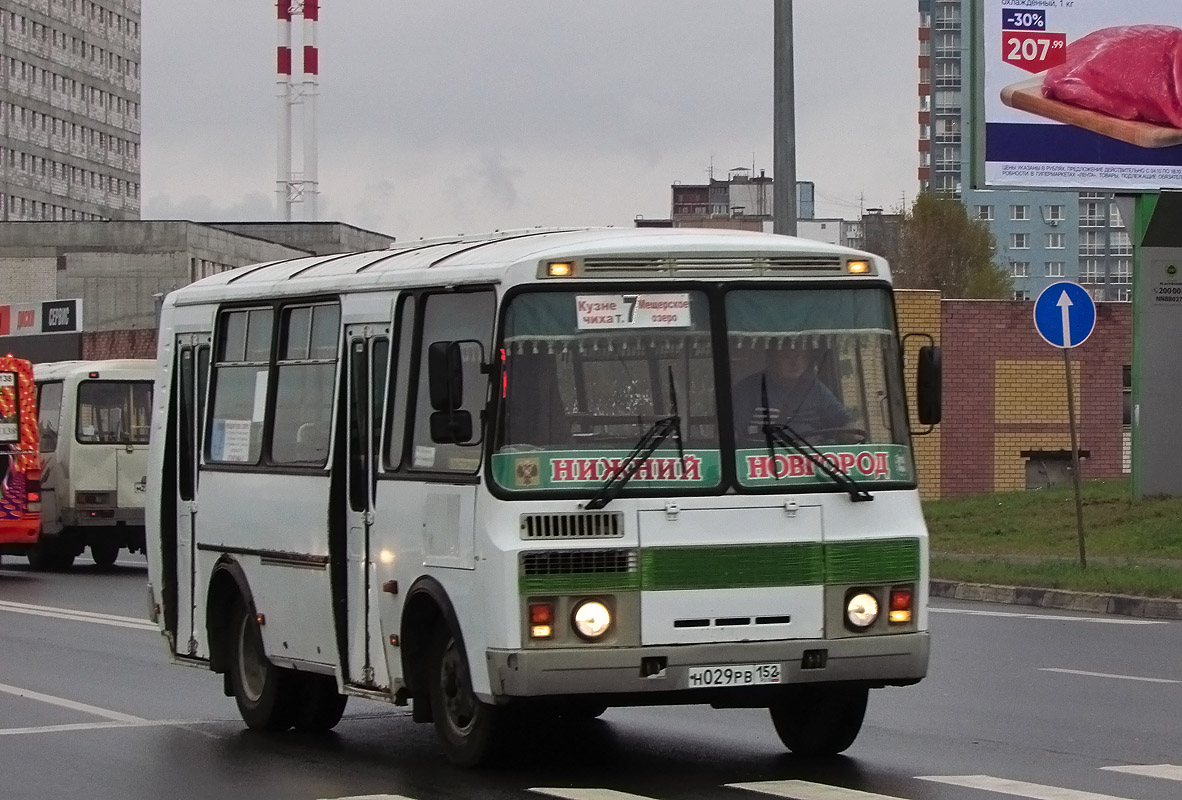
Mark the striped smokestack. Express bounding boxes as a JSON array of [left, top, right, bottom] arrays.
[[276, 1, 293, 220], [302, 0, 319, 219]]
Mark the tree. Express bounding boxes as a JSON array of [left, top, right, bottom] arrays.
[[893, 192, 1011, 299]]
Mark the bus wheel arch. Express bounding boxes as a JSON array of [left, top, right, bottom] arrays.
[[206, 557, 254, 677], [400, 577, 463, 723]]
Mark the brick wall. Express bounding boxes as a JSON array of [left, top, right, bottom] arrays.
[[896, 290, 943, 499], [939, 300, 1130, 497], [83, 329, 157, 360]]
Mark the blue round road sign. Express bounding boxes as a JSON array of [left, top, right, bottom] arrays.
[[1033, 281, 1096, 349]]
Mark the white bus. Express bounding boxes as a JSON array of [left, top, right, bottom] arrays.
[[146, 228, 941, 766], [34, 359, 154, 569]]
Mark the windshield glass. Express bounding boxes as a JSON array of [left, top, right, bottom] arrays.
[[76, 381, 153, 445], [492, 290, 721, 494], [726, 287, 914, 489]]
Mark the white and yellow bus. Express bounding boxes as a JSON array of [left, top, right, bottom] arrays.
[[33, 359, 154, 569], [146, 227, 941, 766]]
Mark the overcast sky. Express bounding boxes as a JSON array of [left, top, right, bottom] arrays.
[[141, 1, 919, 241]]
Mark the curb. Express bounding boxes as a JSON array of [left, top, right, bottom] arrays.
[[929, 580, 1182, 621]]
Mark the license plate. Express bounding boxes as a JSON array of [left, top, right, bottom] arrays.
[[686, 663, 782, 688]]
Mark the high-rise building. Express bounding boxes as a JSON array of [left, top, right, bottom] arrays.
[[0, 0, 141, 221], [917, 0, 1130, 302]]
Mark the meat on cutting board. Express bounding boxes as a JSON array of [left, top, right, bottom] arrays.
[[1042, 25, 1182, 129]]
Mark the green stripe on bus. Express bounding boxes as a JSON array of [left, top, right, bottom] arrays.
[[519, 572, 642, 595], [641, 543, 825, 591], [517, 539, 921, 594], [825, 538, 921, 584]]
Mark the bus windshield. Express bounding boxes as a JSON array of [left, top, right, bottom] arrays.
[[726, 287, 913, 488], [491, 285, 915, 495], [493, 289, 721, 493]]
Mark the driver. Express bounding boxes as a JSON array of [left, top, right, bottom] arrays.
[[732, 346, 852, 440]]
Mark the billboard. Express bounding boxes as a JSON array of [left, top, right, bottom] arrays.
[[982, 1, 1182, 190], [0, 300, 83, 338]]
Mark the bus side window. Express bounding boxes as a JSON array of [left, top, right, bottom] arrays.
[[410, 290, 494, 474], [384, 296, 415, 470], [37, 381, 63, 453], [272, 303, 340, 467], [207, 307, 273, 465]]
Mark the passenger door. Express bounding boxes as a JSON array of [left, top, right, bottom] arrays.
[[343, 324, 390, 688], [174, 334, 211, 655]]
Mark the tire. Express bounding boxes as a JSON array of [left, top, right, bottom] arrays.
[[291, 673, 348, 732], [90, 541, 120, 568], [228, 599, 296, 731], [427, 628, 505, 767], [768, 685, 869, 756], [28, 543, 74, 571]]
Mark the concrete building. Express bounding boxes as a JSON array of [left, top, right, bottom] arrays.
[[207, 221, 394, 256], [0, 0, 141, 222], [917, 0, 1131, 302], [0, 221, 312, 360]]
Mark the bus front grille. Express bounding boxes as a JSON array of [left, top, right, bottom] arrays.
[[520, 512, 624, 540], [520, 548, 637, 576]]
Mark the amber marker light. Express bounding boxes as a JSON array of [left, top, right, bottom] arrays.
[[529, 602, 554, 639], [889, 587, 913, 624], [847, 259, 871, 274], [547, 261, 574, 277]]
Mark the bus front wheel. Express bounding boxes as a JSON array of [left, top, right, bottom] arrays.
[[229, 600, 295, 731], [768, 685, 868, 756], [428, 628, 504, 767]]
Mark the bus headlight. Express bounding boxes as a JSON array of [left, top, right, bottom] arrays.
[[572, 600, 612, 640], [845, 591, 879, 629]]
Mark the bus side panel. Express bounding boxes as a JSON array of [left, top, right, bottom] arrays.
[[195, 470, 336, 668]]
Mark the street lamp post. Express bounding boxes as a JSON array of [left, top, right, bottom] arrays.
[[773, 0, 797, 236]]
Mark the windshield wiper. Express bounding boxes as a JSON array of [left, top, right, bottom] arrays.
[[758, 375, 872, 502], [583, 367, 684, 511]]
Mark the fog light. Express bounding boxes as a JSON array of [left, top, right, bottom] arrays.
[[845, 591, 879, 629], [572, 600, 612, 640], [530, 625, 553, 639]]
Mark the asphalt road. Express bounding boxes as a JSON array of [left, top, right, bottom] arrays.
[[1, 553, 1179, 800]]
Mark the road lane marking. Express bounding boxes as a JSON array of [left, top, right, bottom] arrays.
[[0, 599, 157, 631], [1101, 764, 1182, 781], [0, 681, 145, 722], [931, 608, 1168, 625], [318, 796, 417, 800], [729, 779, 908, 799], [918, 775, 1135, 799], [1040, 668, 1180, 685], [0, 719, 209, 736], [532, 790, 659, 800]]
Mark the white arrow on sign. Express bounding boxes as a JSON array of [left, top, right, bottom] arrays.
[[1056, 290, 1074, 348]]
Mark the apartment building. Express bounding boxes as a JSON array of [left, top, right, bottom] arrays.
[[0, 0, 141, 221], [917, 0, 1130, 302]]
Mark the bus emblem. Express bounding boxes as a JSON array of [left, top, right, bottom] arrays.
[[515, 458, 540, 487]]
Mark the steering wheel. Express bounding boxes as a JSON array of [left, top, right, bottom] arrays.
[[808, 427, 869, 445]]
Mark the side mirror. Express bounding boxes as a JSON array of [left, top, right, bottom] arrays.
[[916, 345, 942, 426], [428, 341, 464, 411], [430, 409, 473, 444]]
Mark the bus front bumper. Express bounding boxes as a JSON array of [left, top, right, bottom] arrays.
[[486, 631, 929, 699]]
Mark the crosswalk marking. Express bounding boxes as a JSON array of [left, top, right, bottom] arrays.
[[531, 790, 658, 800], [917, 775, 1135, 799], [728, 779, 908, 799], [1102, 764, 1182, 781], [318, 796, 416, 800], [1040, 668, 1181, 685]]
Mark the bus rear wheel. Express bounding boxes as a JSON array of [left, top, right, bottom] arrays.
[[90, 541, 119, 569], [229, 600, 296, 731], [292, 673, 348, 732], [768, 685, 868, 756], [428, 628, 505, 767]]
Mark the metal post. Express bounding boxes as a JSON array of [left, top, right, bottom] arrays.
[[1063, 347, 1087, 568], [773, 0, 797, 236]]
